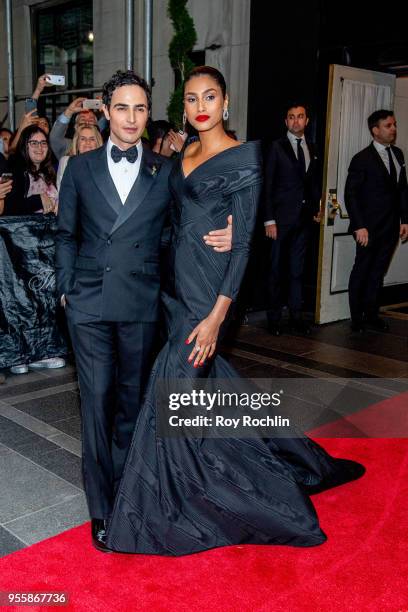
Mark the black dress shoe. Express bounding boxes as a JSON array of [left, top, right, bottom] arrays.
[[267, 323, 282, 336], [91, 518, 111, 553], [350, 320, 365, 333], [365, 317, 390, 332], [289, 319, 310, 334]]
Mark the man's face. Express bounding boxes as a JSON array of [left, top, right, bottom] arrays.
[[372, 115, 397, 145], [103, 85, 149, 149], [285, 106, 309, 136], [77, 110, 97, 127]]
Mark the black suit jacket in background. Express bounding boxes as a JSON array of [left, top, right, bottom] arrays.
[[344, 142, 408, 237], [263, 136, 321, 225], [55, 143, 173, 322]]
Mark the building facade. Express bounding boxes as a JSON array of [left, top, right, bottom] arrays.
[[0, 0, 251, 140]]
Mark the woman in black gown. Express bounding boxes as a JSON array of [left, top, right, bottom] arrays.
[[106, 66, 364, 555]]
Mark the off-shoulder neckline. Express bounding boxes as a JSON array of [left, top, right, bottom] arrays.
[[180, 140, 257, 180]]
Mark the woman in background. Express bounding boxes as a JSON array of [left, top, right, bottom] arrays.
[[2, 125, 65, 374], [3, 125, 57, 216], [57, 124, 103, 189]]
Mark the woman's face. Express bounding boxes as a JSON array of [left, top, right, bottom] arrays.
[[0, 130, 12, 156], [27, 131, 49, 166], [183, 75, 227, 132], [77, 127, 99, 154]]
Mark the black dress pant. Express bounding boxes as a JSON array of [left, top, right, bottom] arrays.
[[66, 306, 157, 518], [266, 220, 310, 324], [348, 231, 399, 322]]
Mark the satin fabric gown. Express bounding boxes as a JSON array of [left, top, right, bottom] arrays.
[[106, 141, 365, 555]]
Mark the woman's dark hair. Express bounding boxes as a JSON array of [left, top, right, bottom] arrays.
[[17, 125, 56, 186], [102, 70, 152, 111], [183, 65, 227, 98]]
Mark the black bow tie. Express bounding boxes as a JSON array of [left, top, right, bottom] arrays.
[[111, 144, 138, 163]]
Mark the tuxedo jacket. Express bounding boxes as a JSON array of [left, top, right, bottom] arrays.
[[344, 143, 408, 237], [55, 143, 173, 322], [263, 136, 321, 225]]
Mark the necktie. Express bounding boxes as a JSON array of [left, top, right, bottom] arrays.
[[386, 147, 397, 184], [111, 144, 138, 163], [296, 138, 306, 175]]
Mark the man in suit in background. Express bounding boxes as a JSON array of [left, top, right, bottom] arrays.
[[345, 110, 408, 333], [56, 71, 231, 552], [263, 103, 321, 335]]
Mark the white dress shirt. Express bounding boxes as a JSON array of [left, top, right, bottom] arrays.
[[287, 130, 311, 171], [265, 131, 311, 226], [373, 140, 401, 181], [107, 137, 143, 204]]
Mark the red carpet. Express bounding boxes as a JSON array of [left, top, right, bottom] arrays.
[[1, 396, 408, 610], [309, 391, 408, 437]]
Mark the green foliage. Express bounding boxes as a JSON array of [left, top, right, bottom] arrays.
[[167, 0, 197, 129]]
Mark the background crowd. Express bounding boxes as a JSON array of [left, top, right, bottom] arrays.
[[0, 74, 407, 383]]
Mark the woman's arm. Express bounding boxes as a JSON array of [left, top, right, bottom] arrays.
[[186, 180, 262, 366]]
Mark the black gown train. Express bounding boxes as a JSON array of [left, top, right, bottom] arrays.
[[106, 142, 364, 555]]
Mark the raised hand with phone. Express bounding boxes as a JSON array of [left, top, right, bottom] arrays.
[[0, 174, 13, 215], [50, 97, 102, 160]]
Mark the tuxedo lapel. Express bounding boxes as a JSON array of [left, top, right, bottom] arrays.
[[369, 143, 394, 185], [282, 137, 298, 165], [306, 140, 315, 175], [109, 146, 160, 235], [391, 146, 406, 186], [282, 136, 305, 178], [87, 144, 123, 216]]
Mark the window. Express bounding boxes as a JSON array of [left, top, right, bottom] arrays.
[[33, 0, 93, 121]]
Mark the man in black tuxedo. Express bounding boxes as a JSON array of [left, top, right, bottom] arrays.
[[345, 110, 408, 332], [56, 71, 231, 551], [263, 103, 321, 335]]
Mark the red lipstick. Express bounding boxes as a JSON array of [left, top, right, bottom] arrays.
[[195, 114, 210, 122]]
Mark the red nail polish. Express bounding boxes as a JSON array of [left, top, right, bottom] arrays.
[[185, 339, 189, 345]]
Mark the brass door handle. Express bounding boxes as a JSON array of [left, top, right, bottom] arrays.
[[327, 189, 343, 225]]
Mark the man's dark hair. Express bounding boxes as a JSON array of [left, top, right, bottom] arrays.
[[147, 120, 172, 148], [286, 102, 309, 117], [102, 70, 152, 111], [367, 109, 394, 135]]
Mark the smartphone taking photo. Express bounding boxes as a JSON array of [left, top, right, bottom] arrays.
[[82, 99, 102, 111], [24, 98, 38, 117], [45, 74, 65, 86], [0, 173, 13, 184]]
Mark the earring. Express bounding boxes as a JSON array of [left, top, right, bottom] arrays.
[[182, 111, 187, 132], [223, 107, 229, 121]]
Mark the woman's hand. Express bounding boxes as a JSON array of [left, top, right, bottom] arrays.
[[0, 179, 13, 200], [185, 296, 233, 367], [186, 313, 222, 367], [32, 74, 53, 99], [167, 130, 187, 153], [20, 109, 40, 131], [41, 194, 57, 214]]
